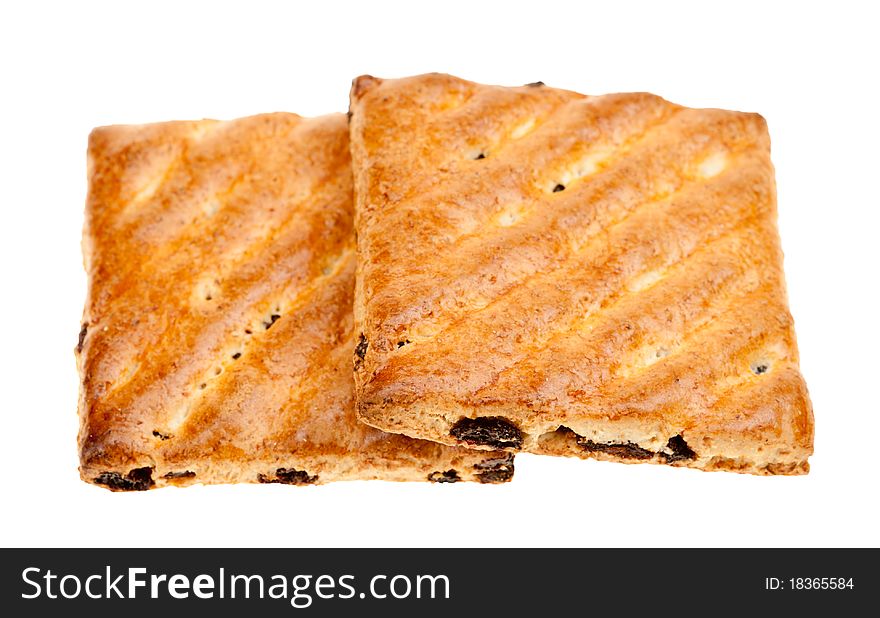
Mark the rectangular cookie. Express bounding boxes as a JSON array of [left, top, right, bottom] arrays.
[[349, 73, 813, 475], [77, 111, 513, 489]]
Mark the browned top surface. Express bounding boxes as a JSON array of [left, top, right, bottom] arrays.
[[78, 112, 476, 473], [349, 73, 813, 450]]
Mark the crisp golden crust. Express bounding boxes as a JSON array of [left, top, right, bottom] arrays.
[[349, 73, 813, 475], [77, 112, 513, 490]]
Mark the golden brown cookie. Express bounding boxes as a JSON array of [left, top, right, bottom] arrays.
[[349, 73, 813, 475], [77, 111, 513, 489]]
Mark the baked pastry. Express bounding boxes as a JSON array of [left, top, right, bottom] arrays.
[[77, 112, 513, 490], [349, 73, 813, 475]]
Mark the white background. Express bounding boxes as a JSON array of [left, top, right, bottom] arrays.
[[1, 0, 877, 548]]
